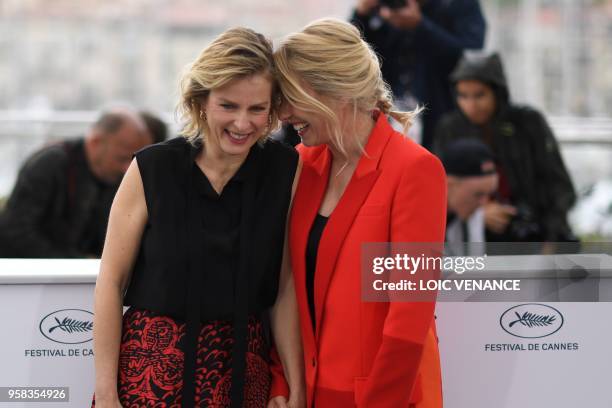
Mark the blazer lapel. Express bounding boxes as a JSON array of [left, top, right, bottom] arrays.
[[314, 114, 393, 340]]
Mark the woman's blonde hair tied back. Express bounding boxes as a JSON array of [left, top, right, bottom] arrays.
[[274, 18, 419, 157]]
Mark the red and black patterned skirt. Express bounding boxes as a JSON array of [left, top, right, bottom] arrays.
[[93, 307, 271, 407]]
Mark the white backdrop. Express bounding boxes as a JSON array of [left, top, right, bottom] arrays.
[[436, 302, 612, 408], [0, 259, 98, 407], [0, 259, 611, 407]]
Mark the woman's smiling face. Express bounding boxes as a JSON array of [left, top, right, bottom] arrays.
[[202, 73, 272, 158], [278, 83, 334, 148]]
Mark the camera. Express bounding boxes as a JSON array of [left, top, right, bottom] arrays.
[[508, 203, 542, 241], [380, 0, 407, 9]]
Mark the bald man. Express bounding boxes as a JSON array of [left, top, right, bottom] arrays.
[[0, 109, 152, 258]]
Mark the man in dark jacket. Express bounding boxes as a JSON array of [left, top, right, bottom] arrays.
[[434, 52, 577, 243], [351, 0, 486, 150], [0, 109, 152, 258]]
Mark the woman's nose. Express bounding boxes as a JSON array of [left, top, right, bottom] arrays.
[[234, 111, 251, 130]]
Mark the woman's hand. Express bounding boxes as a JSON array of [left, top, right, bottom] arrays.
[[356, 0, 379, 16], [268, 393, 306, 408], [93, 393, 123, 408], [380, 0, 423, 29], [268, 395, 288, 408]]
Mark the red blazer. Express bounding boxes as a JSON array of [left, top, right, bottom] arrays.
[[289, 114, 447, 407]]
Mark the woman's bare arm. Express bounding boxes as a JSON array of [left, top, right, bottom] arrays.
[[93, 159, 147, 406], [269, 160, 305, 408]]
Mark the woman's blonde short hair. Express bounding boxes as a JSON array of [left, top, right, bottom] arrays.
[[274, 18, 417, 157], [178, 27, 280, 145]]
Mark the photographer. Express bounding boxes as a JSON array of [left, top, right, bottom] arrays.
[[441, 139, 498, 251], [351, 0, 486, 150], [434, 52, 577, 244]]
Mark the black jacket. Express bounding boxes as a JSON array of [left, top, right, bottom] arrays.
[[351, 0, 486, 149], [434, 54, 576, 241], [0, 139, 116, 257]]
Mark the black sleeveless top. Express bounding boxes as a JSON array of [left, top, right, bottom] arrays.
[[124, 136, 297, 318], [123, 136, 298, 407]]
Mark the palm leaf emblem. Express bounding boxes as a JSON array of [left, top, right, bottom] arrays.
[[509, 311, 556, 328], [49, 316, 93, 334]]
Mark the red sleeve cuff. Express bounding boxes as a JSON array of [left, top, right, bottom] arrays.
[[269, 347, 290, 399], [269, 373, 290, 399]]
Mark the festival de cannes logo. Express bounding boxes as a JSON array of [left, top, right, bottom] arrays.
[[500, 304, 564, 339], [39, 309, 94, 344]]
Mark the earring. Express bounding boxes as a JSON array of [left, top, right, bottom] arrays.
[[199, 110, 206, 121]]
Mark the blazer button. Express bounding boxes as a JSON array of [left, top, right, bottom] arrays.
[[312, 357, 316, 367]]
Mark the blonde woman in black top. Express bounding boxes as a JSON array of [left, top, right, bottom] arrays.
[[93, 27, 304, 408]]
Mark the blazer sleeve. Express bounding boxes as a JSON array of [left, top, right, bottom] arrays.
[[359, 152, 447, 407]]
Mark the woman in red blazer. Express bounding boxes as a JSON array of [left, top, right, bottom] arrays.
[[273, 19, 447, 408]]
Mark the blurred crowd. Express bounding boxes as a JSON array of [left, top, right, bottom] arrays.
[[0, 0, 578, 258]]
